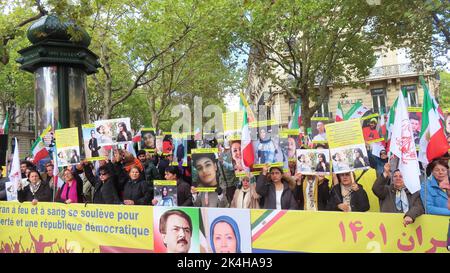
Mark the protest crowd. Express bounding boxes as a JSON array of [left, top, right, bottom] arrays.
[[1, 86, 450, 228]]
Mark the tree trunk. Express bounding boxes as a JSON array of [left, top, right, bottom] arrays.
[[300, 94, 312, 129]]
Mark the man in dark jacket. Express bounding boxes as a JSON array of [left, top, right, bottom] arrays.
[[256, 166, 298, 210], [372, 162, 424, 226], [83, 163, 121, 204], [326, 172, 370, 212]]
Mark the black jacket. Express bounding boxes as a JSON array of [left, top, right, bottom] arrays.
[[326, 183, 370, 212], [88, 138, 100, 157], [123, 178, 151, 205], [177, 178, 193, 206], [18, 182, 52, 202], [256, 175, 298, 210], [84, 165, 121, 204]]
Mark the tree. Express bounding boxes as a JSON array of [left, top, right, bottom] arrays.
[[439, 71, 450, 109]]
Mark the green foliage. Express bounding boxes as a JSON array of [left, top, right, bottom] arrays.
[[439, 71, 450, 109]]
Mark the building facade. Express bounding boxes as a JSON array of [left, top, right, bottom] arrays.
[[245, 48, 440, 127], [1, 106, 35, 160]]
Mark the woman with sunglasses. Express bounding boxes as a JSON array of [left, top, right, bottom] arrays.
[[82, 160, 121, 204], [326, 172, 370, 212]]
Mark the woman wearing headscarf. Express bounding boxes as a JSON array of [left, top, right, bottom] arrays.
[[372, 163, 424, 226], [209, 216, 241, 253], [230, 176, 260, 209], [326, 172, 370, 212]]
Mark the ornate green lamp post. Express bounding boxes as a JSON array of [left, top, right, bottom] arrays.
[[16, 14, 100, 134]]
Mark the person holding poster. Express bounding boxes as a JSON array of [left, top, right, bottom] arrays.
[[294, 173, 330, 211], [122, 166, 151, 205], [230, 176, 260, 209], [164, 166, 192, 206], [256, 165, 298, 210], [326, 172, 370, 212], [17, 169, 52, 204], [82, 161, 121, 204]]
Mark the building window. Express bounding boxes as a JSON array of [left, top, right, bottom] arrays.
[[402, 84, 418, 107], [315, 101, 329, 117], [371, 88, 386, 113], [28, 107, 35, 131]]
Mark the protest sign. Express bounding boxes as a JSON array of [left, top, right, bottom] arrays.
[[140, 128, 156, 152], [81, 124, 108, 161], [94, 118, 132, 146], [55, 127, 80, 167], [311, 117, 330, 143], [154, 180, 177, 207]]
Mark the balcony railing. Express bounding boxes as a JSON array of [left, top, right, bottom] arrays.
[[367, 63, 423, 80]]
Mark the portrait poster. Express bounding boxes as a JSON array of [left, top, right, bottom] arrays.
[[162, 133, 174, 155], [140, 128, 156, 152], [330, 143, 370, 173], [94, 118, 132, 146], [154, 180, 177, 207], [55, 127, 80, 167], [325, 119, 369, 173], [153, 207, 200, 253], [156, 135, 163, 154], [199, 208, 252, 253], [172, 133, 188, 167], [191, 148, 220, 189], [361, 113, 384, 144], [408, 107, 422, 148], [296, 149, 331, 175], [5, 181, 17, 201], [81, 124, 108, 161], [279, 129, 301, 172], [251, 120, 284, 169], [311, 117, 330, 144], [228, 139, 246, 176]]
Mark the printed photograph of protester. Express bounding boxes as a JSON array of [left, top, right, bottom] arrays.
[[252, 123, 283, 165], [408, 108, 422, 147], [173, 135, 187, 167], [140, 128, 156, 151], [156, 135, 163, 154], [162, 134, 174, 155], [94, 118, 132, 146], [82, 124, 108, 160], [311, 117, 330, 143], [191, 149, 220, 188], [199, 208, 252, 253], [229, 140, 245, 174], [330, 144, 370, 173], [296, 149, 315, 174], [361, 115, 383, 143], [56, 146, 81, 167], [153, 207, 200, 253], [154, 180, 177, 207]]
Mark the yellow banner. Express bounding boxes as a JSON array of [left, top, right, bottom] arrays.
[[250, 210, 449, 253], [0, 202, 153, 253], [154, 180, 177, 186], [222, 111, 243, 131], [196, 187, 217, 192], [408, 107, 422, 112], [325, 119, 365, 148], [191, 148, 218, 154]]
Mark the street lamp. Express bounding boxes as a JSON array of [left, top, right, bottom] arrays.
[[16, 14, 100, 136]]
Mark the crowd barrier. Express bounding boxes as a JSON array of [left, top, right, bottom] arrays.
[[0, 201, 448, 253]]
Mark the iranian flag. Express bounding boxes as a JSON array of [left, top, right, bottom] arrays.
[[418, 79, 449, 164], [0, 112, 9, 135], [385, 88, 407, 153], [389, 90, 421, 193], [240, 97, 255, 170], [132, 129, 141, 143], [31, 136, 49, 164], [335, 102, 344, 122], [8, 138, 20, 186], [288, 98, 302, 129], [344, 101, 370, 120]]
